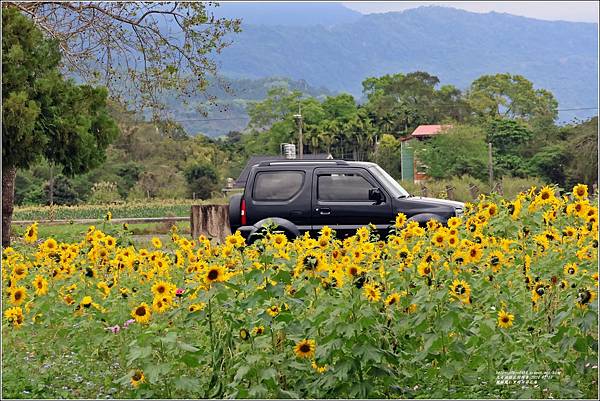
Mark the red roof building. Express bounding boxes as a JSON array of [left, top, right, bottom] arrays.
[[410, 124, 453, 139]]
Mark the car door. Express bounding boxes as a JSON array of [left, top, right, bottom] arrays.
[[311, 167, 393, 237], [246, 169, 312, 231]]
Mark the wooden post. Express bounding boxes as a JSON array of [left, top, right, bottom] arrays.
[[445, 185, 455, 200], [190, 204, 231, 242], [469, 184, 480, 200]]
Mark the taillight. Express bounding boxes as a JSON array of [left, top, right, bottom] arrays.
[[240, 199, 247, 225]]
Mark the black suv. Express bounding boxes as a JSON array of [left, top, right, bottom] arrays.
[[229, 160, 464, 240]]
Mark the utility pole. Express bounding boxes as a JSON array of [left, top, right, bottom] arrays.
[[293, 104, 303, 159], [488, 142, 494, 191]]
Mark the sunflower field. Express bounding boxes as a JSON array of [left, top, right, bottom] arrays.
[[2, 185, 598, 399]]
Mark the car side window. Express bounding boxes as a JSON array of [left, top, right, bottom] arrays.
[[253, 171, 304, 201], [318, 173, 372, 201]]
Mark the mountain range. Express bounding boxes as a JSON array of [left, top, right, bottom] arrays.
[[217, 6, 597, 116], [177, 4, 598, 135]]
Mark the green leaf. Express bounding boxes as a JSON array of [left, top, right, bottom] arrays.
[[161, 331, 177, 344], [178, 342, 200, 352], [175, 376, 200, 391], [573, 337, 588, 353], [260, 367, 277, 382], [234, 365, 251, 382]]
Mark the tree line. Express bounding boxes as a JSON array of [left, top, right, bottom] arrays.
[[232, 71, 596, 189]]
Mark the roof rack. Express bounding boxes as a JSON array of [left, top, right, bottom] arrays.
[[257, 160, 349, 167]]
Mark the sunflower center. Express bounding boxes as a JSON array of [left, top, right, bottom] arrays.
[[207, 269, 219, 280], [424, 267, 431, 275], [157, 286, 165, 293], [300, 344, 311, 353], [455, 284, 465, 295], [568, 268, 575, 275], [132, 372, 142, 381], [541, 192, 549, 200], [579, 290, 591, 304], [491, 256, 500, 266], [536, 287, 545, 296], [135, 306, 147, 316], [501, 316, 510, 323], [349, 267, 358, 276], [14, 292, 22, 301]]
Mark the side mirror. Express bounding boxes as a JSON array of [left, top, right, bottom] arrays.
[[368, 188, 384, 204]]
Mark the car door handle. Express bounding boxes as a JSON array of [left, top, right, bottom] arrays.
[[317, 208, 331, 215]]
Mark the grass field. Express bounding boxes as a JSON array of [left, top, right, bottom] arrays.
[[13, 198, 230, 222], [11, 221, 191, 248]]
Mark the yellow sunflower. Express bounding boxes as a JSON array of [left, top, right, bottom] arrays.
[[537, 186, 555, 203], [80, 296, 93, 309], [266, 305, 280, 317], [395, 213, 407, 228], [130, 369, 145, 388], [294, 339, 316, 359], [573, 184, 588, 200], [385, 293, 401, 307], [151, 280, 176, 298], [131, 303, 151, 324], [152, 297, 171, 313], [4, 306, 24, 328], [497, 310, 514, 328], [9, 286, 27, 306], [23, 222, 38, 244], [449, 279, 471, 304], [151, 237, 162, 249], [531, 282, 547, 303], [431, 231, 446, 248], [188, 302, 207, 313], [204, 265, 226, 284], [363, 282, 381, 302], [320, 226, 333, 238], [576, 289, 597, 309], [563, 263, 578, 277], [32, 275, 48, 296], [270, 233, 288, 249], [417, 262, 433, 277]]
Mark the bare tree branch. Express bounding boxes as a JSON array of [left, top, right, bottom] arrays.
[[2, 1, 241, 120]]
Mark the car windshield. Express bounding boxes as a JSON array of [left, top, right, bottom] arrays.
[[370, 165, 411, 198]]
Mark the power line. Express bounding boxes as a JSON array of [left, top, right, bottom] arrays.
[[168, 106, 598, 123]]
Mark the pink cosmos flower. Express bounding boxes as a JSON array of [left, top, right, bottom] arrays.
[[123, 319, 136, 329]]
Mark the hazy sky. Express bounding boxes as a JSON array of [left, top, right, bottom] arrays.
[[342, 1, 599, 23]]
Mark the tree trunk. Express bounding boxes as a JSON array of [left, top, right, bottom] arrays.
[[2, 166, 17, 247]]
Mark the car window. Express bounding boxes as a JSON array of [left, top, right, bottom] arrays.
[[253, 171, 304, 201], [318, 173, 372, 201]]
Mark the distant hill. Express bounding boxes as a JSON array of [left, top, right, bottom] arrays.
[[213, 6, 598, 122], [211, 2, 362, 27], [165, 76, 334, 136]]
